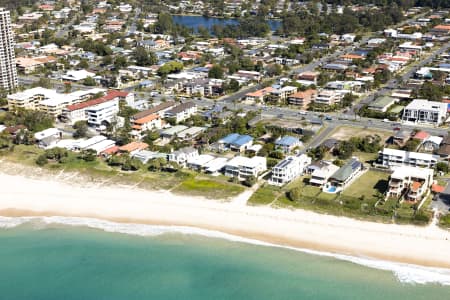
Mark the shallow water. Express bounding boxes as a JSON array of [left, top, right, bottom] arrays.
[[0, 217, 449, 300]]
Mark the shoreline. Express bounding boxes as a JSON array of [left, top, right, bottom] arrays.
[[1, 172, 450, 269]]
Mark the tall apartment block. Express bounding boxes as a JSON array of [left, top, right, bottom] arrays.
[[0, 8, 18, 91]]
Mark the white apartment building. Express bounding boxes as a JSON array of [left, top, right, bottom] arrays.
[[378, 148, 438, 169], [269, 154, 311, 186], [7, 87, 106, 117], [0, 8, 18, 91], [387, 166, 434, 202], [401, 99, 448, 126], [165, 102, 197, 123], [224, 156, 267, 180], [62, 90, 131, 126], [314, 90, 341, 106]]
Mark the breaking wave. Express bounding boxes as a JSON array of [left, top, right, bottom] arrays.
[[1, 215, 450, 285]]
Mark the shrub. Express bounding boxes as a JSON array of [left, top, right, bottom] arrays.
[[36, 154, 48, 166]]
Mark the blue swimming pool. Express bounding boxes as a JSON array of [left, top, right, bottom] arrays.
[[326, 186, 337, 193]]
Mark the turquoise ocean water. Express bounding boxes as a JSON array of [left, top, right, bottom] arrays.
[[1, 216, 450, 300]]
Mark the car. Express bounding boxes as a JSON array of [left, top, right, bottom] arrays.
[[298, 111, 307, 115], [383, 119, 390, 123], [325, 116, 332, 121], [277, 114, 284, 118]]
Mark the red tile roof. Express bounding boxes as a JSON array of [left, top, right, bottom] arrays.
[[432, 184, 445, 193], [413, 131, 430, 140], [66, 90, 128, 112]]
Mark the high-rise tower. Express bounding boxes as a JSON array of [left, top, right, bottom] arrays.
[[0, 8, 18, 91]]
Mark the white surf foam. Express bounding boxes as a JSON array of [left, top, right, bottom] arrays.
[[1, 215, 450, 285]]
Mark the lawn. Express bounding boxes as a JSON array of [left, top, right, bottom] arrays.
[[173, 177, 245, 199], [342, 170, 390, 199], [248, 184, 282, 205]]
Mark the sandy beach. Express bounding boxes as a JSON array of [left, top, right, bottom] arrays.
[[1, 170, 450, 269]]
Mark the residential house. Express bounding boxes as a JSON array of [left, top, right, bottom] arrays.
[[224, 156, 267, 179], [218, 133, 254, 152], [275, 136, 302, 153], [309, 162, 340, 187], [34, 128, 62, 149], [269, 154, 311, 186], [436, 135, 450, 158], [378, 148, 438, 168], [422, 136, 443, 152], [368, 96, 398, 112], [132, 101, 176, 120], [168, 147, 199, 167], [119, 142, 148, 155], [187, 154, 215, 171], [165, 102, 197, 123], [131, 114, 162, 139], [324, 158, 363, 192], [387, 166, 434, 202]]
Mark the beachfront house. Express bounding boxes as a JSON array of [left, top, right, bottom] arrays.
[[309, 162, 340, 187], [168, 147, 199, 168], [378, 148, 438, 169], [224, 156, 267, 180], [387, 166, 434, 202], [269, 154, 311, 186], [34, 128, 62, 149], [323, 158, 363, 193]]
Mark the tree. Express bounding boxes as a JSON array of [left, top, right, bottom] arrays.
[[436, 162, 449, 174], [243, 175, 257, 187], [288, 187, 302, 201], [78, 59, 89, 69], [114, 55, 128, 69], [266, 64, 283, 77], [134, 46, 158, 66], [208, 65, 224, 79], [155, 12, 174, 34], [73, 121, 88, 138], [83, 76, 96, 86], [157, 61, 184, 77], [335, 141, 355, 159]]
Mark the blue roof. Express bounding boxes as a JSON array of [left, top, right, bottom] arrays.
[[231, 135, 253, 147], [220, 133, 241, 144], [193, 67, 210, 72], [276, 136, 300, 147], [219, 133, 253, 147]]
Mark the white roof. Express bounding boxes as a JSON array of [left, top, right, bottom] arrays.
[[34, 128, 60, 140], [311, 164, 339, 179], [204, 157, 229, 173], [425, 136, 443, 145], [87, 139, 115, 153], [226, 156, 266, 168], [381, 148, 437, 161], [62, 70, 96, 81], [187, 154, 215, 167], [405, 99, 447, 112], [77, 135, 107, 149], [390, 166, 433, 180]]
